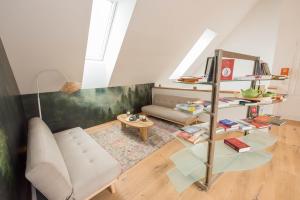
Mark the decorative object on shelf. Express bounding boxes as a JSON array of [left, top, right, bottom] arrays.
[[221, 59, 235, 80], [36, 69, 81, 119], [177, 76, 203, 83], [241, 88, 261, 98], [280, 67, 290, 76]]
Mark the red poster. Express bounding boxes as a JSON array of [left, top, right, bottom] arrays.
[[221, 59, 235, 80]]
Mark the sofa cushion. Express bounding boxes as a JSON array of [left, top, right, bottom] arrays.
[[142, 105, 197, 125], [54, 127, 121, 200], [153, 94, 198, 109], [25, 117, 73, 200]]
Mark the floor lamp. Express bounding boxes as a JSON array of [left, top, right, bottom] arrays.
[[36, 69, 81, 119]]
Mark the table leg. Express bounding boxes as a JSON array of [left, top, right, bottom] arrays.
[[121, 122, 126, 129], [139, 128, 148, 142]]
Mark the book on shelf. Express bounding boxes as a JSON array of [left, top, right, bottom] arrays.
[[239, 100, 258, 106], [259, 63, 272, 75], [237, 122, 253, 131], [176, 128, 208, 144], [280, 67, 290, 76], [175, 103, 204, 115], [218, 123, 239, 132], [235, 75, 272, 81], [219, 119, 239, 128], [224, 138, 251, 152], [236, 120, 256, 128], [216, 126, 225, 133], [272, 75, 288, 80], [253, 115, 272, 124], [220, 97, 241, 105], [270, 117, 287, 126], [241, 118, 271, 129], [180, 125, 203, 134], [260, 114, 287, 126], [221, 59, 235, 80]]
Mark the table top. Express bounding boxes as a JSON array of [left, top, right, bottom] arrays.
[[117, 114, 154, 128]]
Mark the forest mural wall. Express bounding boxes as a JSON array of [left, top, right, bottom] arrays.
[[22, 83, 154, 132], [0, 38, 28, 200]]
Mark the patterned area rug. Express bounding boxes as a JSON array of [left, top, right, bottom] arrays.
[[90, 117, 180, 171]]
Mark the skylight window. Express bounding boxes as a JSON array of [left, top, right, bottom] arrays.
[[169, 28, 217, 79], [85, 0, 117, 62]]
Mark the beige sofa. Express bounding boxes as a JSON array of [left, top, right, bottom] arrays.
[[25, 117, 121, 200], [142, 94, 198, 126]]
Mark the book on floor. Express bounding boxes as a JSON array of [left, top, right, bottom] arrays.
[[224, 138, 251, 152]]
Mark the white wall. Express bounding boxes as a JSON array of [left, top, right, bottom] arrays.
[[216, 0, 281, 91], [271, 0, 300, 121], [166, 0, 281, 92], [0, 0, 93, 94], [109, 0, 259, 87]]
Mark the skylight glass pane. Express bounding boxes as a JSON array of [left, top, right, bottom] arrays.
[[85, 0, 117, 61], [169, 28, 217, 79]]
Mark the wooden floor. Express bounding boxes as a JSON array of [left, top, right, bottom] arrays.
[[87, 120, 300, 200]]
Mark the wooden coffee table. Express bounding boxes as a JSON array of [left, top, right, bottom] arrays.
[[117, 114, 154, 142]]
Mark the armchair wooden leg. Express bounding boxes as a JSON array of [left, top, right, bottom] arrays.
[[109, 183, 116, 194]]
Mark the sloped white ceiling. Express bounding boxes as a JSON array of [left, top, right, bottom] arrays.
[[109, 0, 260, 86], [0, 0, 93, 94]]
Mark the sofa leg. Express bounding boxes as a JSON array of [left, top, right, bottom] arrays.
[[109, 183, 116, 194]]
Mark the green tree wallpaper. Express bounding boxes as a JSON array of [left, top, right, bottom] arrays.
[[22, 83, 154, 132], [0, 38, 28, 200], [0, 129, 12, 181]]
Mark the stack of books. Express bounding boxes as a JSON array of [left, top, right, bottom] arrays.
[[220, 97, 241, 105], [236, 120, 255, 131], [241, 118, 271, 129], [254, 115, 287, 126], [235, 75, 272, 81], [218, 119, 240, 132], [239, 100, 258, 106], [176, 126, 208, 144], [271, 75, 288, 80], [175, 103, 204, 115], [224, 138, 251, 152]]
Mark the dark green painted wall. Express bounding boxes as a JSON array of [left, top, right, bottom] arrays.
[[0, 38, 28, 200], [22, 83, 153, 133]]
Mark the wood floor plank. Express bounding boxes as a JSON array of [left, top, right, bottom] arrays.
[[88, 120, 300, 200]]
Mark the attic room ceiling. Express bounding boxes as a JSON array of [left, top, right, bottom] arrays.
[[0, 0, 93, 94], [0, 0, 261, 93], [109, 0, 260, 87]]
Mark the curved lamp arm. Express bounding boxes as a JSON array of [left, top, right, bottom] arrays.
[[36, 69, 70, 119]]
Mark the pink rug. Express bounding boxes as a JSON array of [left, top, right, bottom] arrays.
[[90, 117, 180, 171]]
